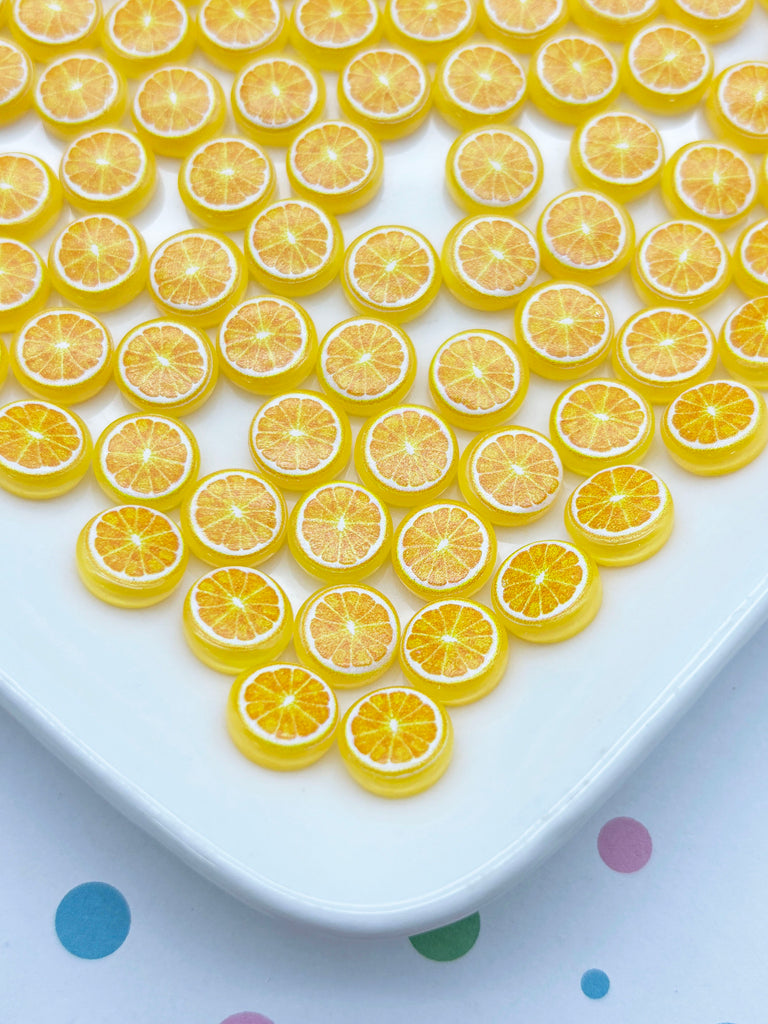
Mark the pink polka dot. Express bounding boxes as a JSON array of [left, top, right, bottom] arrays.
[[219, 1014, 274, 1024], [598, 817, 652, 873]]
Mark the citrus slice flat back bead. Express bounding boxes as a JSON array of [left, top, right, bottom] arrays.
[[183, 566, 292, 673], [622, 23, 712, 114], [662, 141, 756, 230], [0, 38, 33, 125], [245, 198, 343, 297], [400, 599, 508, 705], [442, 215, 540, 312], [339, 47, 430, 141], [179, 136, 276, 230], [492, 539, 602, 642], [11, 0, 101, 60], [132, 65, 225, 158], [0, 237, 49, 330], [393, 500, 496, 601], [661, 378, 768, 475], [538, 189, 633, 284], [459, 425, 563, 526], [249, 390, 351, 490], [706, 61, 768, 153], [383, 0, 475, 62], [294, 584, 399, 688], [317, 317, 416, 416], [197, 0, 286, 70], [0, 398, 90, 498], [34, 54, 125, 138], [570, 111, 663, 202], [180, 468, 286, 567], [13, 308, 113, 404], [233, 55, 324, 147], [733, 218, 768, 297], [289, 480, 392, 583], [479, 0, 567, 51], [568, 0, 658, 40], [0, 152, 62, 241], [76, 503, 188, 607], [218, 296, 316, 395], [287, 119, 383, 214], [60, 128, 155, 218], [720, 296, 768, 389], [103, 0, 192, 76], [148, 230, 246, 328], [342, 225, 440, 323], [550, 378, 654, 475], [662, 0, 752, 40], [633, 219, 730, 309], [227, 662, 339, 770], [94, 412, 199, 510], [446, 126, 543, 216], [514, 280, 613, 381], [338, 686, 453, 797], [289, 0, 381, 70], [116, 319, 217, 415], [429, 328, 528, 431], [613, 307, 716, 403], [434, 42, 525, 131], [564, 463, 673, 565], [528, 34, 619, 124], [49, 213, 147, 312], [354, 403, 458, 507]]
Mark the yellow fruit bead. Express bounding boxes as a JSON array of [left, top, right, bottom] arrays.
[[442, 215, 540, 312], [354, 404, 458, 508], [343, 225, 440, 323], [183, 566, 292, 674], [514, 281, 613, 381], [429, 329, 528, 432], [662, 141, 756, 231], [180, 468, 286, 568], [11, 0, 102, 61], [287, 120, 383, 215], [0, 339, 8, 390], [400, 599, 508, 706], [446, 126, 543, 217], [218, 296, 316, 396], [570, 111, 663, 202], [528, 34, 619, 125], [459, 426, 563, 526], [115, 319, 218, 416], [179, 137, 276, 231], [93, 413, 200, 511], [565, 464, 673, 566], [733, 218, 768, 297], [549, 378, 654, 476], [60, 129, 155, 219], [383, 0, 475, 62], [317, 317, 416, 416], [0, 153, 62, 242], [493, 539, 602, 642], [0, 238, 49, 331], [661, 379, 768, 475], [49, 214, 147, 313], [227, 663, 338, 771], [661, 0, 752, 41], [568, 0, 658, 39], [289, 480, 391, 583], [706, 62, 768, 153], [632, 219, 731, 310], [393, 500, 497, 602], [233, 55, 325, 147], [294, 584, 399, 688], [245, 198, 343, 297], [132, 65, 225, 159], [622, 23, 712, 115], [34, 53, 126, 138], [434, 42, 525, 131], [538, 189, 634, 284], [0, 398, 90, 498], [0, 38, 33, 125], [720, 296, 768, 389], [613, 307, 716, 404], [338, 686, 453, 797], [479, 0, 567, 52], [197, 0, 286, 70], [249, 390, 351, 491], [148, 230, 246, 329], [338, 46, 430, 141], [12, 308, 113, 405], [102, 0, 193, 77], [77, 504, 188, 607], [289, 0, 381, 71]]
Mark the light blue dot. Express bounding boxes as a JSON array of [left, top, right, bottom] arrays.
[[581, 968, 610, 999], [55, 882, 131, 959]]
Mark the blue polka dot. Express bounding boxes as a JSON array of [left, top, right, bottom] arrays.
[[55, 882, 131, 959], [581, 969, 610, 999]]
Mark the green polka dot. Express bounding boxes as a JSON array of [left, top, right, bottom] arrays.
[[409, 913, 481, 961]]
